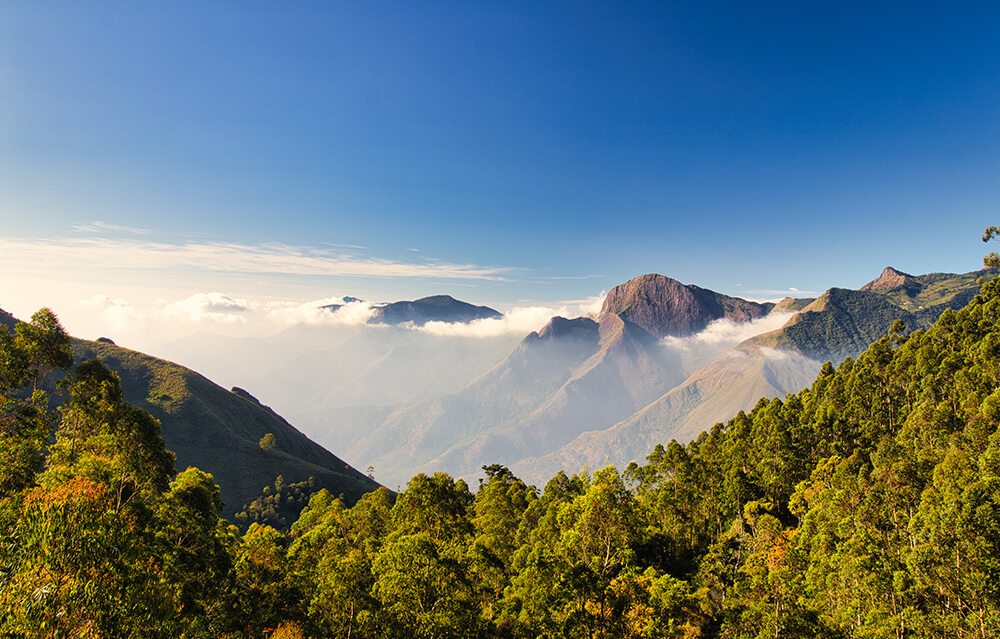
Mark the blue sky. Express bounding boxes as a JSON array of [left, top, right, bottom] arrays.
[[2, 2, 999, 345]]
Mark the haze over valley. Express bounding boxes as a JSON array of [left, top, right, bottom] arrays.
[[135, 266, 990, 488]]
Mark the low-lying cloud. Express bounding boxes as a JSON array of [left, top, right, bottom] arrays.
[[266, 297, 378, 327], [661, 312, 796, 369], [162, 292, 253, 324], [78, 295, 145, 332], [415, 295, 606, 338], [66, 289, 610, 351]]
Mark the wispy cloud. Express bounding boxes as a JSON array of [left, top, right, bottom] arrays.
[[417, 306, 561, 338], [0, 237, 514, 281], [71, 221, 151, 235]]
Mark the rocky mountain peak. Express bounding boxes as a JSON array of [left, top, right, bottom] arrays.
[[598, 273, 771, 338], [860, 266, 921, 296]]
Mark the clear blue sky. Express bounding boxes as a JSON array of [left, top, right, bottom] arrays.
[[2, 2, 999, 343]]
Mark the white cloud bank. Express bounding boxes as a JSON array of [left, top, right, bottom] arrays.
[[263, 293, 608, 337], [62, 290, 610, 350], [415, 294, 607, 338], [266, 297, 379, 327], [661, 311, 797, 369], [161, 293, 254, 324], [78, 295, 146, 332]]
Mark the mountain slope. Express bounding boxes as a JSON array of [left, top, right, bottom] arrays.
[[343, 316, 610, 486], [70, 338, 380, 516], [513, 343, 821, 482], [750, 267, 993, 362], [399, 314, 690, 482], [306, 275, 787, 486]]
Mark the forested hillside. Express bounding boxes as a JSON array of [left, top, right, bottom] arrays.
[[3, 271, 1000, 637]]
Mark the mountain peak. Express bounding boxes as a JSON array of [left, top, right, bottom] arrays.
[[369, 295, 502, 326], [411, 295, 460, 306], [598, 273, 771, 338], [860, 266, 921, 295]]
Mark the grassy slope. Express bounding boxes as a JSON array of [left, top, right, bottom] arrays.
[[71, 338, 381, 517], [752, 270, 993, 363]]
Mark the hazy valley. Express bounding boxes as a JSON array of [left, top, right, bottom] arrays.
[[143, 266, 992, 488]]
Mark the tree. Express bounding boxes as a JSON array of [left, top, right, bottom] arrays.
[[49, 360, 175, 503], [155, 467, 235, 633], [983, 225, 1000, 268], [0, 308, 74, 496], [260, 432, 277, 453]]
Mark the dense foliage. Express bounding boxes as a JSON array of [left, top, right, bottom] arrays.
[[236, 476, 319, 531], [4, 273, 1000, 637]]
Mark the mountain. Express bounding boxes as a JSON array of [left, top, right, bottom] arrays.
[[367, 295, 502, 326], [599, 273, 774, 337], [750, 267, 993, 362], [339, 273, 783, 487], [403, 314, 690, 482], [858, 265, 922, 295], [67, 337, 382, 516], [512, 267, 994, 483], [318, 296, 365, 313]]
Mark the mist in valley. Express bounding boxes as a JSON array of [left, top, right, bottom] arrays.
[[154, 303, 814, 488]]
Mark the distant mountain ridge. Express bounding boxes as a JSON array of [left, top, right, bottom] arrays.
[[318, 294, 502, 326], [344, 274, 779, 485], [369, 295, 502, 325], [750, 267, 994, 362], [509, 266, 995, 481]]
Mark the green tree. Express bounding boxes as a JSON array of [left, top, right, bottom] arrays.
[[260, 432, 277, 452], [0, 308, 74, 497], [156, 466, 236, 633], [983, 225, 1000, 268]]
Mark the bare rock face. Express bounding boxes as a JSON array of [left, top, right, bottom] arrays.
[[860, 267, 921, 296], [598, 274, 773, 338]]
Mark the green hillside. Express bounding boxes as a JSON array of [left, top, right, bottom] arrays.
[[71, 337, 380, 516], [752, 268, 993, 362]]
